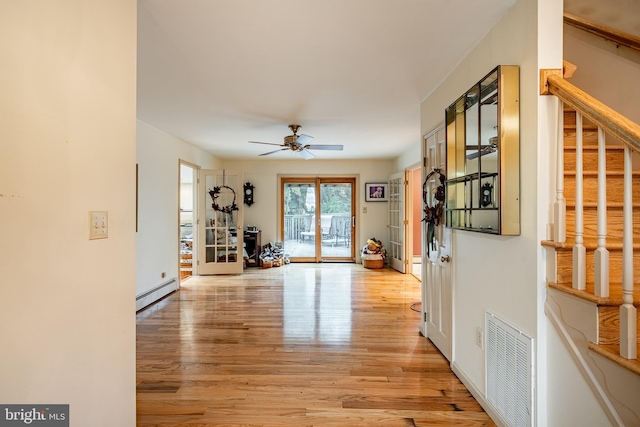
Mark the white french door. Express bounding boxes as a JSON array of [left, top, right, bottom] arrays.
[[422, 125, 453, 362], [387, 172, 406, 273], [198, 169, 244, 275]]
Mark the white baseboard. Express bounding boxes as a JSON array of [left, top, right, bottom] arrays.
[[451, 361, 508, 427]]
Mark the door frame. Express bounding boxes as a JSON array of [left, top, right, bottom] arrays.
[[279, 175, 357, 263]]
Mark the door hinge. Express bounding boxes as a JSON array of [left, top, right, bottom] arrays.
[[404, 219, 409, 225], [404, 259, 409, 265], [424, 312, 428, 322], [423, 158, 426, 167]]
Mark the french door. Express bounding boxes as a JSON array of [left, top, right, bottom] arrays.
[[387, 172, 406, 273], [281, 177, 355, 262], [198, 169, 244, 275], [422, 125, 453, 361]]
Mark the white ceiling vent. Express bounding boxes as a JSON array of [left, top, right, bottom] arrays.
[[486, 311, 534, 427]]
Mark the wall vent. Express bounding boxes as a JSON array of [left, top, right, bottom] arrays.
[[485, 311, 534, 427]]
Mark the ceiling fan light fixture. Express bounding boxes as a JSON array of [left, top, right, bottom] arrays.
[[248, 124, 343, 159]]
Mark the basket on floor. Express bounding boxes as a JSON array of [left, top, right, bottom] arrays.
[[363, 258, 384, 269]]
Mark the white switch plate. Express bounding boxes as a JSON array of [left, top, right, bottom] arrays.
[[89, 211, 108, 240], [476, 327, 484, 349]]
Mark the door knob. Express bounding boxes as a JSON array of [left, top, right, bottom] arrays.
[[440, 255, 450, 263]]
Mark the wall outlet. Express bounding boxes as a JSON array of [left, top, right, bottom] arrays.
[[476, 327, 484, 349]]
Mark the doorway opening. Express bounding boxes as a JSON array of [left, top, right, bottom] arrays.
[[281, 177, 356, 262], [179, 162, 197, 281], [409, 166, 423, 280]]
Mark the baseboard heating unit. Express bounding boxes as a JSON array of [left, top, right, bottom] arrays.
[[136, 277, 178, 311], [485, 311, 534, 427]]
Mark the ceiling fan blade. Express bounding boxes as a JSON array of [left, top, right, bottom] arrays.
[[305, 144, 343, 151], [259, 148, 290, 156], [297, 149, 316, 160], [296, 134, 314, 145], [249, 141, 283, 147], [466, 146, 496, 160]]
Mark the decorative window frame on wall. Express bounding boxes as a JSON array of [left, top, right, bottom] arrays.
[[444, 65, 520, 235]]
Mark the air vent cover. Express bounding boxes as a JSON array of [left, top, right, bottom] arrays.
[[486, 311, 534, 427]]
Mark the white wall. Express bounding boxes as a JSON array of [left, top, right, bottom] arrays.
[[420, 0, 565, 424], [564, 25, 640, 124], [0, 1, 137, 425], [222, 158, 393, 259], [546, 323, 611, 426], [136, 121, 221, 296]]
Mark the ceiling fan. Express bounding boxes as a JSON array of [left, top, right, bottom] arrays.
[[466, 136, 498, 160], [249, 124, 343, 159]]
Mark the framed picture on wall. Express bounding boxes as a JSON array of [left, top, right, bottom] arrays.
[[365, 182, 388, 202]]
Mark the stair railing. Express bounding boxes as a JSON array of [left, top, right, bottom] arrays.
[[541, 70, 640, 360]]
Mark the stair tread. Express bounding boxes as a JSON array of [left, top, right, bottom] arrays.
[[542, 240, 640, 250], [565, 201, 640, 208], [564, 170, 640, 176], [549, 281, 640, 306], [588, 342, 640, 377], [564, 144, 625, 150]]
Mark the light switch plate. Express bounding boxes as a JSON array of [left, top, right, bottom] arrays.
[[89, 211, 108, 240]]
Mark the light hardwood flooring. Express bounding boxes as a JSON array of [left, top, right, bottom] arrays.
[[136, 264, 495, 426]]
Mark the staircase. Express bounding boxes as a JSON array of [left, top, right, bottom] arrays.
[[543, 109, 640, 375], [540, 93, 640, 425]]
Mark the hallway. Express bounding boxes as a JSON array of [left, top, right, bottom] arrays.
[[136, 264, 495, 426]]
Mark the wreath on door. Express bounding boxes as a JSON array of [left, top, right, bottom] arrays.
[[209, 185, 239, 214], [422, 168, 445, 255]]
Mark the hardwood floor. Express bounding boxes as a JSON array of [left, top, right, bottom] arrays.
[[136, 264, 495, 426]]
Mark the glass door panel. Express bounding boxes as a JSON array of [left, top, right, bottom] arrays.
[[199, 169, 243, 275], [283, 181, 317, 261], [319, 181, 353, 260]]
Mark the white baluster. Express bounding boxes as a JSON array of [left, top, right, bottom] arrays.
[[554, 101, 566, 243], [594, 127, 609, 297], [620, 146, 637, 359], [573, 112, 586, 290]]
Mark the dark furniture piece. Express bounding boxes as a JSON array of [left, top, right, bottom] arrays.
[[244, 230, 261, 267]]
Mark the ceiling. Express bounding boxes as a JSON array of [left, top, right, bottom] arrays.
[[137, 0, 522, 160]]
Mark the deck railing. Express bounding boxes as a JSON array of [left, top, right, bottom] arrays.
[[542, 70, 640, 360], [283, 214, 313, 242]]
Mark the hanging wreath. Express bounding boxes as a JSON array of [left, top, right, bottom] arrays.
[[209, 185, 239, 214], [422, 168, 445, 226], [422, 168, 446, 255]]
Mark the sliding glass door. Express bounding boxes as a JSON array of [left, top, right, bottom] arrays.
[[282, 177, 355, 262]]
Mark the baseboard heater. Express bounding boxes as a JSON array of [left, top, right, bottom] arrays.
[[136, 277, 178, 311], [486, 311, 534, 427]]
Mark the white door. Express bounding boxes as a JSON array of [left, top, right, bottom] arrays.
[[198, 169, 244, 275], [422, 125, 453, 361], [387, 172, 406, 273]]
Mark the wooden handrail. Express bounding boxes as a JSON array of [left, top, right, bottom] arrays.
[[543, 73, 640, 153], [564, 12, 640, 53]]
